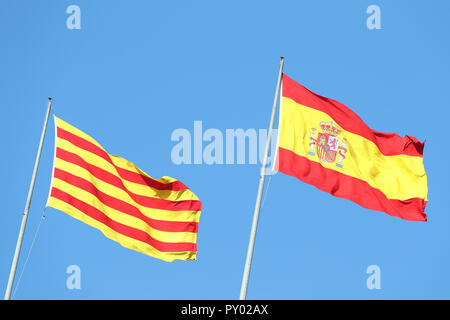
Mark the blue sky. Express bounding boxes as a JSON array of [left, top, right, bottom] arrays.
[[1, 0, 449, 299]]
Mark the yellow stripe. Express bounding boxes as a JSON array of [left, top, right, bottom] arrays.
[[54, 157, 200, 222], [56, 116, 104, 150], [47, 197, 196, 262], [56, 137, 199, 203], [110, 156, 181, 186], [279, 97, 428, 201], [56, 116, 182, 187], [51, 177, 197, 244], [110, 155, 199, 201]]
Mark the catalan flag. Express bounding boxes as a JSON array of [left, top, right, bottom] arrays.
[[47, 116, 202, 261], [273, 74, 428, 221]]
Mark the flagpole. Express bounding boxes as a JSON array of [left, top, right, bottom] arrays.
[[4, 98, 53, 300], [239, 57, 284, 300]]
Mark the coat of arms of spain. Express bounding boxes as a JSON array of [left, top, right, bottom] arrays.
[[308, 121, 348, 168]]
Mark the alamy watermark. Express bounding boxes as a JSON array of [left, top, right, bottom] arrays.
[[366, 265, 381, 290], [366, 5, 381, 30], [66, 265, 81, 290], [66, 5, 81, 30], [170, 121, 278, 174]]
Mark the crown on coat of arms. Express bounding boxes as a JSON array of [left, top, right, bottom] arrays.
[[319, 121, 341, 136]]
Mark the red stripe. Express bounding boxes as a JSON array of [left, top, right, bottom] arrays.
[[276, 147, 427, 221], [57, 127, 189, 191], [56, 147, 202, 211], [51, 187, 197, 253], [53, 168, 199, 232], [282, 74, 425, 157]]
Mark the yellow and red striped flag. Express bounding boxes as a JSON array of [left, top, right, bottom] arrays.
[[47, 116, 202, 261], [274, 74, 428, 221]]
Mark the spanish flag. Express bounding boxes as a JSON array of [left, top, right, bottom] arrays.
[[47, 116, 202, 261], [273, 74, 428, 221]]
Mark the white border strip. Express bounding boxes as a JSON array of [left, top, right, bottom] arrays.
[[44, 114, 57, 208], [271, 82, 282, 172]]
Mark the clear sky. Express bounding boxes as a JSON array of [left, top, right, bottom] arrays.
[[1, 0, 449, 299]]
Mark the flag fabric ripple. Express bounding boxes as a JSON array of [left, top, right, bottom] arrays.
[[47, 116, 202, 261], [273, 74, 428, 221]]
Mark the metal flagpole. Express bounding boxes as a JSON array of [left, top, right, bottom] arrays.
[[239, 57, 284, 300], [4, 98, 53, 300]]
